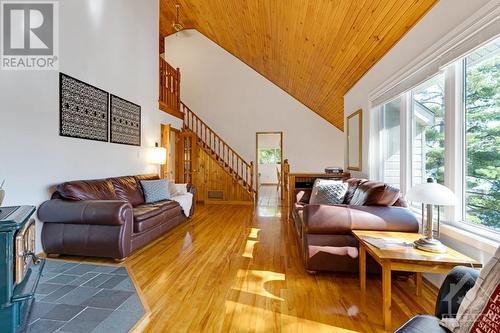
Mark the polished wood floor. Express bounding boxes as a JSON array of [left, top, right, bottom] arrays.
[[55, 202, 437, 332]]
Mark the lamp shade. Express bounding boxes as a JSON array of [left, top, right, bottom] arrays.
[[405, 182, 456, 206], [150, 146, 167, 165]]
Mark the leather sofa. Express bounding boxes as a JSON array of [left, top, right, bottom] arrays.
[[38, 174, 195, 260], [292, 178, 419, 273], [396, 266, 479, 332]]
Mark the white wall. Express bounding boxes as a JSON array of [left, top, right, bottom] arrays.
[[343, 0, 497, 284], [0, 0, 180, 251], [164, 31, 344, 173]]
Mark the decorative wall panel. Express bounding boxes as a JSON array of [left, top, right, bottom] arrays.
[[110, 95, 141, 146], [59, 73, 109, 142]]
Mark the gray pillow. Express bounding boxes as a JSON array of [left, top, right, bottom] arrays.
[[140, 179, 171, 203], [309, 179, 348, 205]]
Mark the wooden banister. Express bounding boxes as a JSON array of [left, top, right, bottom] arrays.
[[159, 57, 182, 118], [181, 102, 256, 194]]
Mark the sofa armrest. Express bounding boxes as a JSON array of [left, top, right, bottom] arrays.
[[187, 184, 196, 217], [38, 199, 133, 226], [187, 183, 196, 195], [435, 266, 479, 319], [303, 204, 419, 234]]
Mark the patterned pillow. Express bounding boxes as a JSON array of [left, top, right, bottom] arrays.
[[140, 179, 171, 203], [309, 179, 348, 205]]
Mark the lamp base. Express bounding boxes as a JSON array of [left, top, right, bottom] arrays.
[[414, 237, 447, 253]]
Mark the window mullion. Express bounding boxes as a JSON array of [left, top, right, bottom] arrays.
[[400, 92, 412, 195], [443, 62, 464, 223]]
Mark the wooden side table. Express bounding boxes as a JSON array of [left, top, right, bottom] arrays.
[[352, 230, 482, 331]]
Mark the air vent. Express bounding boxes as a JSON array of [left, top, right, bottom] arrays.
[[207, 190, 224, 200]]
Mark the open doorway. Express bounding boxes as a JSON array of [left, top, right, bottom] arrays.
[[256, 132, 283, 206]]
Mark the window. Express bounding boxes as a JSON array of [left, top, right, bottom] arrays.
[[380, 98, 402, 188], [411, 74, 445, 186], [464, 40, 500, 231], [373, 36, 500, 237], [258, 148, 281, 165]]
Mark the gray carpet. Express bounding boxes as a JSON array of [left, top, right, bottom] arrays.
[[27, 260, 145, 333]]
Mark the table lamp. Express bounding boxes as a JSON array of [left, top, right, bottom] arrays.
[[405, 178, 456, 253], [150, 143, 167, 177]]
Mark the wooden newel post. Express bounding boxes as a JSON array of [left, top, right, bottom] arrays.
[[283, 159, 290, 206], [250, 161, 254, 191]]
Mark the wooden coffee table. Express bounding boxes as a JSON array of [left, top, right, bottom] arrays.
[[352, 230, 482, 331]]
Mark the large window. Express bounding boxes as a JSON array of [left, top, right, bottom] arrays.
[[380, 98, 402, 188], [411, 74, 445, 186], [374, 37, 500, 237], [464, 41, 500, 231]]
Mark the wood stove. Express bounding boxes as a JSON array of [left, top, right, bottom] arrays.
[[0, 206, 45, 333]]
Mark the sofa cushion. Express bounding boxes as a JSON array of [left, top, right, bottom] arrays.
[[133, 201, 182, 233], [303, 204, 418, 234], [110, 176, 144, 206], [310, 179, 348, 205], [57, 179, 117, 201], [349, 180, 400, 206], [342, 178, 363, 204], [140, 179, 171, 203], [133, 200, 179, 222]]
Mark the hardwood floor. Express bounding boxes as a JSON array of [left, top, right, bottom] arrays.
[[54, 203, 436, 332], [257, 184, 281, 208]]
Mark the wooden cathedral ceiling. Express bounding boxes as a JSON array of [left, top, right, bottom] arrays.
[[160, 0, 437, 131]]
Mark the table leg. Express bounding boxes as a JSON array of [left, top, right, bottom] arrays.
[[415, 272, 422, 296], [359, 245, 366, 292], [382, 262, 391, 331]]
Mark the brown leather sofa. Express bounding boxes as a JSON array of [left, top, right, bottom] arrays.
[[38, 174, 195, 260], [292, 178, 419, 273]]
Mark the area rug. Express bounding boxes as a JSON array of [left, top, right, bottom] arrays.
[[26, 260, 145, 333]]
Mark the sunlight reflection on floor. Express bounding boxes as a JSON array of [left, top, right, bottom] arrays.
[[257, 205, 282, 217], [224, 300, 359, 333], [242, 240, 259, 258], [232, 269, 286, 301]]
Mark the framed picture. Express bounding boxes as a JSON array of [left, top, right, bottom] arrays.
[[110, 94, 141, 146], [59, 73, 109, 142], [347, 109, 362, 171]]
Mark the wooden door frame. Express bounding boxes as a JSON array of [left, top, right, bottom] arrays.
[[255, 131, 284, 200]]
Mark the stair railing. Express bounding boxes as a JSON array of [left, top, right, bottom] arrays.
[[181, 103, 255, 193], [159, 56, 181, 114]]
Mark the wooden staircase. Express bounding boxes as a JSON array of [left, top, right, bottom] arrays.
[[182, 103, 255, 195], [159, 57, 256, 198]]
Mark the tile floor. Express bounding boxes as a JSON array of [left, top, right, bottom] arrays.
[[26, 260, 144, 333]]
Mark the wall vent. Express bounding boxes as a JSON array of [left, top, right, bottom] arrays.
[[207, 190, 224, 200]]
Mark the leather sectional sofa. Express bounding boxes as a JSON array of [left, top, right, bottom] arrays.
[[292, 178, 419, 273], [38, 174, 195, 260]]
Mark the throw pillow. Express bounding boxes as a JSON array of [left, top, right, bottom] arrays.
[[140, 179, 171, 203], [309, 179, 348, 205], [167, 180, 178, 196], [440, 246, 500, 332]]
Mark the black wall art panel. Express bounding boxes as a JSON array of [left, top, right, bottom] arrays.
[[59, 73, 109, 142], [110, 95, 141, 146]]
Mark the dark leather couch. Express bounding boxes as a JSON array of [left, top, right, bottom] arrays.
[[292, 178, 419, 272], [396, 266, 479, 332], [38, 174, 195, 260]]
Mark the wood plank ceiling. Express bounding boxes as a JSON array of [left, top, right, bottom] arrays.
[[160, 0, 437, 131]]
